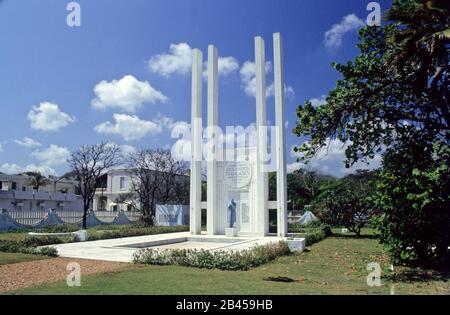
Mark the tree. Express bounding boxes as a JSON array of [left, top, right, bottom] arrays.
[[68, 143, 122, 229], [25, 172, 51, 192], [127, 149, 189, 226], [315, 171, 377, 237], [293, 0, 449, 264]]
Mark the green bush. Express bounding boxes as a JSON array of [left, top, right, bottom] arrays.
[[0, 239, 59, 257], [133, 241, 291, 271], [37, 224, 79, 233], [288, 224, 331, 246], [87, 225, 189, 241]]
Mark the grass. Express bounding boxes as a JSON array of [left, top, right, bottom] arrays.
[[11, 232, 450, 295], [0, 252, 49, 265]]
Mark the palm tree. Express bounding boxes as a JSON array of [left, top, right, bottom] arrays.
[[384, 0, 450, 137], [26, 172, 51, 192], [385, 0, 449, 84]]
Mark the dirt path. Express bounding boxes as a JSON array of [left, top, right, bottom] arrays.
[[0, 257, 129, 293]]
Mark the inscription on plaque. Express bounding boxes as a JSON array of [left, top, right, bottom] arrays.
[[224, 162, 252, 189]]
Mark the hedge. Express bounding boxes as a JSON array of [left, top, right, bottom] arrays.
[[133, 241, 291, 271]]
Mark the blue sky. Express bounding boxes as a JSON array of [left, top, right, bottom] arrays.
[[0, 0, 391, 177]]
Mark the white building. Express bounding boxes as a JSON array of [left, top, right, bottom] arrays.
[[0, 173, 82, 212], [92, 169, 189, 212]]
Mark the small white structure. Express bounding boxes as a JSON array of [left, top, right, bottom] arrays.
[[298, 211, 319, 225], [155, 204, 189, 226], [190, 33, 288, 238]]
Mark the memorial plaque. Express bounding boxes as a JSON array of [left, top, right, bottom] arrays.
[[224, 161, 252, 189]]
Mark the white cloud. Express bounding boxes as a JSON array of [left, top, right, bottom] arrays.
[[240, 61, 294, 98], [203, 56, 240, 78], [32, 144, 70, 167], [0, 163, 56, 176], [309, 95, 327, 108], [91, 75, 167, 113], [218, 56, 239, 76], [148, 43, 193, 77], [105, 142, 137, 156], [94, 114, 162, 141], [14, 137, 42, 148], [27, 102, 75, 132], [324, 14, 365, 48], [289, 138, 382, 177], [149, 43, 239, 79]]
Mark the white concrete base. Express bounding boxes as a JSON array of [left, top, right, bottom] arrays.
[[45, 232, 286, 263], [287, 238, 306, 252], [73, 230, 88, 242], [225, 228, 238, 237]]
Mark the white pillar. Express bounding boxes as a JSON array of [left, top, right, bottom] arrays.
[[273, 33, 288, 237], [255, 36, 269, 237], [207, 45, 219, 235], [190, 48, 203, 235]]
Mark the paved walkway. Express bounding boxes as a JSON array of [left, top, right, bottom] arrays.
[[0, 258, 128, 293], [48, 232, 285, 262]]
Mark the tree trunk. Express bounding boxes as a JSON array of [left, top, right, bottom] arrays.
[[82, 206, 88, 229]]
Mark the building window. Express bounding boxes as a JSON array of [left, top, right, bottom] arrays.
[[22, 186, 26, 191], [11, 182, 17, 190], [119, 177, 126, 190]]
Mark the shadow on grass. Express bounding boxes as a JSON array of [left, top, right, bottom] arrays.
[[331, 233, 378, 240], [386, 268, 450, 283]]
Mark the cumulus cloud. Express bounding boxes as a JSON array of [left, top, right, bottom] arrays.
[[0, 163, 56, 176], [309, 95, 327, 108], [149, 43, 239, 78], [148, 43, 193, 77], [91, 75, 167, 113], [288, 138, 382, 177], [32, 144, 71, 167], [27, 102, 75, 132], [14, 137, 42, 148], [324, 14, 365, 48], [203, 56, 240, 78], [240, 61, 294, 98], [105, 142, 137, 157], [94, 114, 162, 141]]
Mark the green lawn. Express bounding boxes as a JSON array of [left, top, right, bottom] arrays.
[[0, 252, 50, 265], [12, 236, 450, 295]]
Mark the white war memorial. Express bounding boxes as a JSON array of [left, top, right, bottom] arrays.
[[189, 33, 288, 238], [45, 33, 298, 263]]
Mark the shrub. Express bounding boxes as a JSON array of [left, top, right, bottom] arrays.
[[35, 246, 58, 257], [375, 141, 450, 265], [288, 224, 331, 246], [133, 241, 291, 271], [87, 225, 189, 241], [38, 224, 79, 233], [0, 239, 59, 257]]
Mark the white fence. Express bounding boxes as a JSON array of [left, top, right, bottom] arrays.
[[0, 209, 140, 231]]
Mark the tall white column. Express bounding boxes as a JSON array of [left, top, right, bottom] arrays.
[[255, 36, 269, 237], [207, 45, 219, 235], [273, 33, 288, 237], [190, 48, 203, 235]]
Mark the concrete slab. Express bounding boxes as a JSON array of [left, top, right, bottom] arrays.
[[46, 232, 286, 263]]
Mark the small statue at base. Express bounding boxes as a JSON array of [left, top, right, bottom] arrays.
[[227, 199, 237, 228]]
